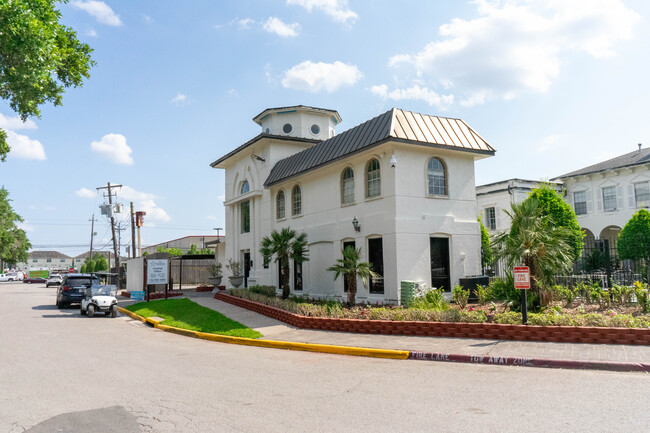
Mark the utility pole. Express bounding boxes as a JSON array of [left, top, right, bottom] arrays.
[[97, 182, 122, 288], [130, 202, 136, 258], [89, 214, 97, 261]]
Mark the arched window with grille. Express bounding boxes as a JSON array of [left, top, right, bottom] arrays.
[[366, 159, 381, 198], [276, 190, 285, 219], [341, 167, 354, 204], [240, 180, 250, 233], [241, 180, 250, 195], [292, 185, 302, 216], [427, 157, 447, 195]]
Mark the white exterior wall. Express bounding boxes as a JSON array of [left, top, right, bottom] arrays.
[[223, 138, 483, 303], [562, 165, 650, 242], [259, 112, 337, 139]]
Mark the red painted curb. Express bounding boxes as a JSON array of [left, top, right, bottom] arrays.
[[408, 351, 650, 372]]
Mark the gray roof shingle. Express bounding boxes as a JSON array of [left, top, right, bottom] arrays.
[[553, 148, 650, 180], [264, 108, 495, 187]]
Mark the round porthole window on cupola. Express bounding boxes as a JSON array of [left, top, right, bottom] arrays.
[[283, 123, 293, 134], [310, 124, 320, 135]]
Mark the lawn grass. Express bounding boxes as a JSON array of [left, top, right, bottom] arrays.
[[124, 298, 262, 339]]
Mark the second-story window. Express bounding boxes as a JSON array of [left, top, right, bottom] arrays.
[[241, 180, 251, 233], [574, 191, 587, 215], [427, 157, 447, 195], [241, 180, 249, 195], [366, 159, 381, 198], [602, 187, 617, 211], [292, 185, 302, 216], [341, 168, 354, 204], [485, 207, 496, 230], [635, 182, 650, 208], [276, 191, 285, 219]]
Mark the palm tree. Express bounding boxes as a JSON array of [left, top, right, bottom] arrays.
[[492, 198, 573, 307], [260, 227, 308, 299], [328, 246, 378, 305]]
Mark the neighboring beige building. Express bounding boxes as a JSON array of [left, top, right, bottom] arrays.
[[211, 105, 496, 303], [141, 235, 225, 257]]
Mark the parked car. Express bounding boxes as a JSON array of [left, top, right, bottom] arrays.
[[0, 272, 23, 282], [46, 274, 63, 287], [23, 276, 47, 284], [80, 284, 118, 317], [56, 273, 99, 308]]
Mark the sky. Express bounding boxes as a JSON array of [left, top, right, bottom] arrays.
[[1, 0, 649, 258]]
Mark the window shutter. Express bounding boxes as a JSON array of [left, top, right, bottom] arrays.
[[494, 207, 499, 230], [586, 189, 593, 213], [616, 186, 624, 210], [628, 184, 635, 208], [596, 189, 603, 211]]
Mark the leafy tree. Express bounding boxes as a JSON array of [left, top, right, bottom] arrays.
[[525, 184, 583, 261], [328, 246, 377, 305], [85, 260, 95, 273], [618, 209, 650, 280], [260, 228, 309, 299], [186, 244, 214, 255], [478, 216, 493, 271], [0, 187, 31, 265], [492, 199, 574, 308], [0, 0, 95, 161], [94, 254, 108, 271], [80, 264, 87, 273], [155, 246, 183, 256]]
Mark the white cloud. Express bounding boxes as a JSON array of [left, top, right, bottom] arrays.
[[119, 186, 171, 223], [75, 187, 97, 198], [6, 130, 46, 160], [217, 194, 225, 202], [382, 0, 640, 107], [370, 84, 454, 110], [282, 61, 362, 93], [71, 1, 122, 26], [287, 0, 357, 24], [263, 17, 300, 37], [235, 18, 255, 30], [17, 222, 35, 233], [170, 93, 188, 106], [90, 133, 133, 165], [0, 113, 37, 130], [143, 15, 152, 23], [86, 29, 98, 37]]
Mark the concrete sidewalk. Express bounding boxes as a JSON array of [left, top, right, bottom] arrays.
[[119, 291, 650, 370]]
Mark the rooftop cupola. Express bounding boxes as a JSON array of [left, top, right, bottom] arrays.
[[252, 105, 342, 140]]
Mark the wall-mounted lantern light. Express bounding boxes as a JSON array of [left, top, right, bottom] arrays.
[[352, 216, 361, 232]]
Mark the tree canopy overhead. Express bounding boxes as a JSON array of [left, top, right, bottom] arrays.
[[0, 0, 95, 161], [0, 187, 31, 265]]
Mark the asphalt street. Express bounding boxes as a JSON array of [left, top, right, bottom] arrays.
[[1, 282, 648, 433]]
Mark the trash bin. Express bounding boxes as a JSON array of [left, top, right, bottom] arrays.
[[459, 275, 489, 302], [400, 280, 416, 306]]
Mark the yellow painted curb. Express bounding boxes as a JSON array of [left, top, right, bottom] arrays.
[[117, 306, 409, 360]]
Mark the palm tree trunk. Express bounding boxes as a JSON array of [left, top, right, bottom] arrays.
[[282, 262, 290, 299], [347, 272, 356, 305]]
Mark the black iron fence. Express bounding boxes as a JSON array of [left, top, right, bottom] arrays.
[[488, 238, 647, 288]]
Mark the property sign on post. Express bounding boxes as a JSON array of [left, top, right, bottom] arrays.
[[514, 266, 530, 290], [147, 259, 169, 285]]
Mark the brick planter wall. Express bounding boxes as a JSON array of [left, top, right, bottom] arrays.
[[214, 293, 650, 345]]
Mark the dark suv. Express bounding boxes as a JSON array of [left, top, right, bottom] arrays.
[[56, 274, 99, 308]]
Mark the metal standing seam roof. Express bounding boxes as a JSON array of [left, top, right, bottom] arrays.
[[552, 148, 650, 180], [210, 133, 320, 168], [264, 108, 495, 187]]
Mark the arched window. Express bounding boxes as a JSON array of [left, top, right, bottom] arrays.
[[241, 180, 250, 195], [427, 158, 447, 195], [276, 191, 285, 219], [341, 168, 354, 204], [292, 185, 302, 216], [366, 159, 381, 198]]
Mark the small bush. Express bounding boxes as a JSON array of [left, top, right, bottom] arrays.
[[410, 287, 447, 310], [452, 285, 469, 309], [476, 284, 491, 305], [634, 281, 649, 313], [248, 285, 277, 297]]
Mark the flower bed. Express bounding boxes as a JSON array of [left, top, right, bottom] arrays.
[[215, 291, 650, 345]]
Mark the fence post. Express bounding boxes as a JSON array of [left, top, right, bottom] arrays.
[[604, 246, 612, 288]]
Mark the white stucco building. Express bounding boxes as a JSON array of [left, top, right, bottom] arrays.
[[476, 179, 563, 234], [211, 106, 495, 303], [552, 145, 650, 251]]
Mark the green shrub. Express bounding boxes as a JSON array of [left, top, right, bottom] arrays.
[[476, 284, 491, 305], [489, 275, 538, 312], [452, 285, 469, 309], [634, 281, 649, 313], [248, 285, 277, 297], [410, 287, 447, 310]]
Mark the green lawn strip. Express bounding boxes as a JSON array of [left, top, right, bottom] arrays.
[[125, 298, 262, 339]]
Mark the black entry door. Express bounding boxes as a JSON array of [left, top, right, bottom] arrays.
[[430, 237, 450, 292], [342, 241, 355, 293], [243, 252, 250, 288]]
